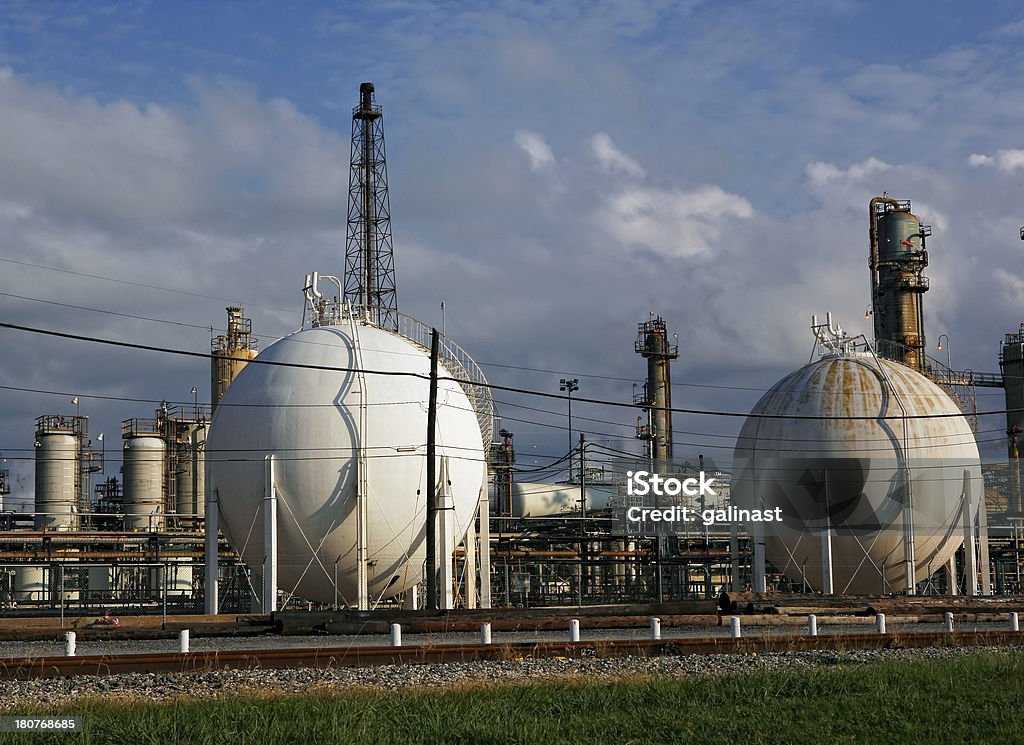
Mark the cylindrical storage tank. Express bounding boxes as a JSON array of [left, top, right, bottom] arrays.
[[166, 560, 193, 598], [733, 352, 981, 594], [15, 566, 48, 603], [174, 426, 207, 519], [511, 482, 617, 517], [192, 428, 206, 518], [877, 210, 922, 262], [207, 324, 486, 604], [35, 433, 79, 530], [122, 437, 166, 531], [212, 350, 256, 412], [174, 441, 191, 515]]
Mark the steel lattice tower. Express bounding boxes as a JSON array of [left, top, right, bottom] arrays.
[[344, 82, 398, 331]]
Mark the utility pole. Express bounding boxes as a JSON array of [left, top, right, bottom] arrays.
[[560, 378, 579, 479], [579, 432, 586, 607], [425, 329, 439, 609]]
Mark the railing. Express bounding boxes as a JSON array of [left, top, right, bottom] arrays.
[[393, 311, 497, 447], [867, 338, 1001, 386]]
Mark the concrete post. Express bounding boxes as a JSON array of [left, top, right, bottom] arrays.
[[569, 619, 580, 642]]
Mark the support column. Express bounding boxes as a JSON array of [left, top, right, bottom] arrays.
[[464, 516, 477, 609], [821, 529, 834, 595], [979, 489, 992, 596], [204, 486, 218, 615], [729, 520, 740, 592], [962, 471, 979, 596], [752, 518, 767, 594], [263, 455, 278, 614], [403, 585, 419, 610], [437, 457, 455, 610], [946, 554, 959, 596], [478, 481, 492, 609]]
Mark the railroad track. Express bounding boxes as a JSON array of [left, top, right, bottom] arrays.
[[3, 631, 1024, 680]]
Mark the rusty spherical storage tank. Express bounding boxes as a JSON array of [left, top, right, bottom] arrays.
[[732, 351, 981, 594]]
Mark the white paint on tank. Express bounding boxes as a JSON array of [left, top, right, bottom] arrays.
[[207, 323, 485, 604], [34, 434, 77, 530], [733, 352, 981, 594], [122, 436, 166, 531], [512, 482, 617, 517]]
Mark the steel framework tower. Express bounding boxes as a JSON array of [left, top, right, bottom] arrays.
[[344, 82, 398, 331]]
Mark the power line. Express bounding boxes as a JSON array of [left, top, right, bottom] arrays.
[[0, 257, 298, 314], [4, 320, 1022, 423]]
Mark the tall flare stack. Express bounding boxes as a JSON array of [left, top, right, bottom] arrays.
[[344, 82, 398, 331], [868, 197, 931, 370]]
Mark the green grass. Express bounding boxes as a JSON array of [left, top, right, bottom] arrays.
[[5, 653, 1024, 744]]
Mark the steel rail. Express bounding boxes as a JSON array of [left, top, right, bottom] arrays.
[[3, 631, 1024, 680]]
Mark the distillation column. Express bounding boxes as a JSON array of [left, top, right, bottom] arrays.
[[635, 316, 679, 470], [868, 197, 931, 370], [211, 307, 257, 414], [1002, 328, 1024, 514]]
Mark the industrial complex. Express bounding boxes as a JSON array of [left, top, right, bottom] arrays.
[[4, 83, 1024, 622]]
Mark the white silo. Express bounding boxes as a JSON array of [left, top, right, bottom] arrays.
[[122, 431, 167, 531], [174, 425, 206, 519], [207, 286, 490, 607], [733, 338, 981, 595], [34, 417, 80, 530]]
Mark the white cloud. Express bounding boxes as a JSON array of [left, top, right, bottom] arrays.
[[995, 268, 1024, 305], [588, 132, 644, 178], [967, 149, 1024, 171], [805, 157, 892, 187], [596, 184, 753, 259], [513, 129, 555, 171]]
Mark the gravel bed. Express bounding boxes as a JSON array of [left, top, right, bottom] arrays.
[[0, 645, 1019, 712]]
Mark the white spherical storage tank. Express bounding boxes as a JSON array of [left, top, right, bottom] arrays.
[[732, 351, 981, 595], [206, 322, 486, 604]]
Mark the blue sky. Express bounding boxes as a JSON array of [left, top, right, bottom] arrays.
[[2, 0, 1024, 500]]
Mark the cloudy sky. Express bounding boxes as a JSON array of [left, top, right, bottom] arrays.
[[2, 0, 1024, 503]]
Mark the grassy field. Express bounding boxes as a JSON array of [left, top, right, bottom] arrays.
[[4, 653, 1024, 744]]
